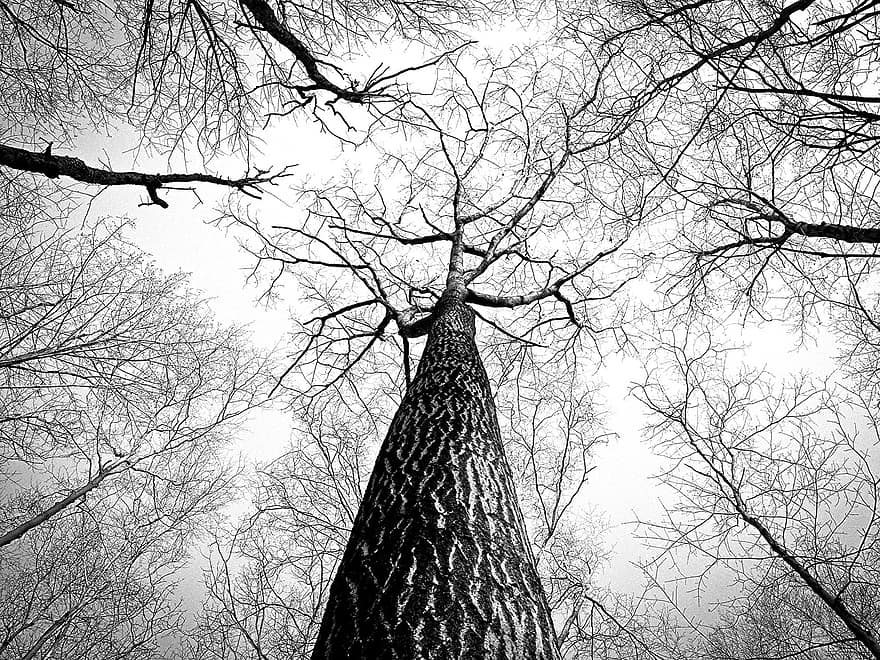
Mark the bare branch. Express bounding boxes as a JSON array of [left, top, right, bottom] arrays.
[[0, 143, 291, 207]]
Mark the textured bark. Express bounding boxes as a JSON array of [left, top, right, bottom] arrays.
[[311, 290, 561, 659]]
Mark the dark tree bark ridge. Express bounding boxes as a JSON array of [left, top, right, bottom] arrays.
[[312, 288, 561, 659]]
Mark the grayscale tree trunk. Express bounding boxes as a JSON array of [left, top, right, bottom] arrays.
[[311, 288, 561, 659]]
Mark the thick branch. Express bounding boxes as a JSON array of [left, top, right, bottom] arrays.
[[0, 458, 126, 548], [240, 0, 367, 103], [0, 143, 284, 208], [397, 307, 435, 338], [659, 0, 818, 90], [735, 501, 880, 659], [781, 218, 880, 244], [703, 197, 880, 260]]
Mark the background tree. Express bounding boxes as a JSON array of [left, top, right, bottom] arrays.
[[0, 186, 270, 658], [574, 0, 880, 390], [635, 334, 880, 659], [0, 0, 500, 207]]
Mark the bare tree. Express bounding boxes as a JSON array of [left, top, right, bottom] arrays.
[[635, 334, 880, 659], [525, 8, 880, 657], [0, 197, 271, 658], [0, 2, 660, 656], [570, 1, 880, 373], [185, 355, 633, 658], [19, 1, 880, 657], [0, 0, 500, 207], [211, 45, 647, 656]]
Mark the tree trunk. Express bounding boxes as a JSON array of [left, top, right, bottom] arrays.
[[311, 290, 561, 659]]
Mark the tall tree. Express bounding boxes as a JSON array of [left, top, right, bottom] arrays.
[[576, 1, 880, 385], [189, 361, 618, 659], [562, 5, 880, 657], [311, 285, 559, 657], [0, 0, 495, 206], [2, 1, 648, 656], [636, 335, 880, 659], [23, 1, 879, 657], [222, 51, 641, 656]]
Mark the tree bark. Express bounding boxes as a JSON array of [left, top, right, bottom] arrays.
[[311, 289, 561, 659]]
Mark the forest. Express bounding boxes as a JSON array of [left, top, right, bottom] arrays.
[[1, 0, 879, 658]]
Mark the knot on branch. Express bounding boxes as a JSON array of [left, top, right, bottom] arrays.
[[396, 290, 476, 339], [145, 185, 169, 209], [397, 306, 433, 338]]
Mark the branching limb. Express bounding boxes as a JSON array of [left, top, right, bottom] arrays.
[[466, 240, 626, 315], [709, 196, 880, 248], [240, 0, 471, 106], [239, 0, 369, 103], [0, 458, 127, 548], [0, 143, 291, 207]]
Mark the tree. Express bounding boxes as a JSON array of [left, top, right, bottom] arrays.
[[635, 334, 880, 659], [188, 354, 626, 659], [0, 196, 269, 658], [0, 0, 493, 207], [14, 1, 880, 658], [1, 0, 657, 656], [576, 1, 880, 384], [219, 45, 646, 655]]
